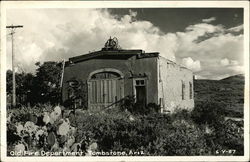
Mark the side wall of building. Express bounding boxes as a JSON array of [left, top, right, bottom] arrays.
[[158, 56, 194, 113], [62, 55, 158, 108]]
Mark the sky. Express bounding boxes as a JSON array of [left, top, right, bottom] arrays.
[[6, 8, 244, 80]]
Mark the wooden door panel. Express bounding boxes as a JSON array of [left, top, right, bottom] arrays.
[[108, 80, 111, 103], [89, 81, 93, 103], [100, 80, 103, 103], [96, 80, 100, 103], [88, 78, 122, 110], [104, 80, 108, 104], [112, 80, 117, 102], [116, 80, 120, 101]]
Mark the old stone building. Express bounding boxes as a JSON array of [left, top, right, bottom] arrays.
[[62, 37, 194, 113]]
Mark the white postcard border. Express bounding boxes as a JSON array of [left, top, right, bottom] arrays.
[[1, 1, 249, 162]]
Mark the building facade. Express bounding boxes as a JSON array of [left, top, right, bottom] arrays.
[[62, 38, 194, 113]]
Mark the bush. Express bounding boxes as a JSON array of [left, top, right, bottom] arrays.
[[191, 101, 226, 127], [74, 109, 208, 155], [120, 96, 161, 115], [7, 103, 244, 156], [190, 100, 244, 155], [212, 120, 244, 155], [172, 108, 191, 121], [149, 119, 209, 155]]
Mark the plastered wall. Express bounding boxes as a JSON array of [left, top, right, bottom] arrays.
[[158, 56, 194, 113], [62, 55, 158, 107]]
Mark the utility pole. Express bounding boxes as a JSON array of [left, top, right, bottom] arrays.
[[6, 25, 23, 108], [60, 59, 65, 105]]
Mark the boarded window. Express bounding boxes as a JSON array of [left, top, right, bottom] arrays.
[[189, 82, 193, 99], [182, 80, 185, 100]]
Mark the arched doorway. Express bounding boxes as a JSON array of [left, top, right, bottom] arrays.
[[87, 68, 124, 110]]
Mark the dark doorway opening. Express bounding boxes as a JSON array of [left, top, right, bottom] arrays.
[[135, 86, 146, 106]]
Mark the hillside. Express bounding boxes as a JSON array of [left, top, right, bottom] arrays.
[[194, 74, 244, 118], [221, 74, 244, 83]]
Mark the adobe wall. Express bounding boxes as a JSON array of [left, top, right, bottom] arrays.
[[127, 57, 158, 104], [158, 56, 194, 113], [62, 55, 158, 108]]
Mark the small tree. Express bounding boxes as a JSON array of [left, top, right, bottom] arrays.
[[32, 61, 62, 105], [6, 62, 63, 106], [6, 70, 35, 105]]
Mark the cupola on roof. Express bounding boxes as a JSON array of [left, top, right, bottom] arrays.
[[102, 37, 121, 51]]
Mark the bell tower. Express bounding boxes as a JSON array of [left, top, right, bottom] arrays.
[[102, 37, 121, 50]]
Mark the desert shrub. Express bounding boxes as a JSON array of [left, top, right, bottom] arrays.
[[148, 119, 209, 155], [8, 104, 55, 124], [191, 101, 226, 127], [223, 120, 244, 155], [75, 109, 208, 155], [75, 109, 140, 152], [119, 96, 135, 112], [120, 96, 161, 115], [147, 103, 161, 114], [172, 108, 191, 121], [7, 103, 243, 156], [211, 120, 244, 155], [191, 101, 244, 155]]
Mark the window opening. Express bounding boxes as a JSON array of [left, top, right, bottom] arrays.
[[182, 80, 185, 100], [189, 82, 193, 99]]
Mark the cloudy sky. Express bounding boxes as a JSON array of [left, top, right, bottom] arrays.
[[6, 8, 244, 80]]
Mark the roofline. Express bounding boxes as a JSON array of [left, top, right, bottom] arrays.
[[158, 55, 192, 72], [68, 49, 159, 63]]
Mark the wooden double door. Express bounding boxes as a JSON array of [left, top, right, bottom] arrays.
[[88, 78, 124, 110]]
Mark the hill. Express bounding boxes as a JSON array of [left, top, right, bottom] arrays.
[[194, 74, 244, 118], [221, 74, 244, 83]]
